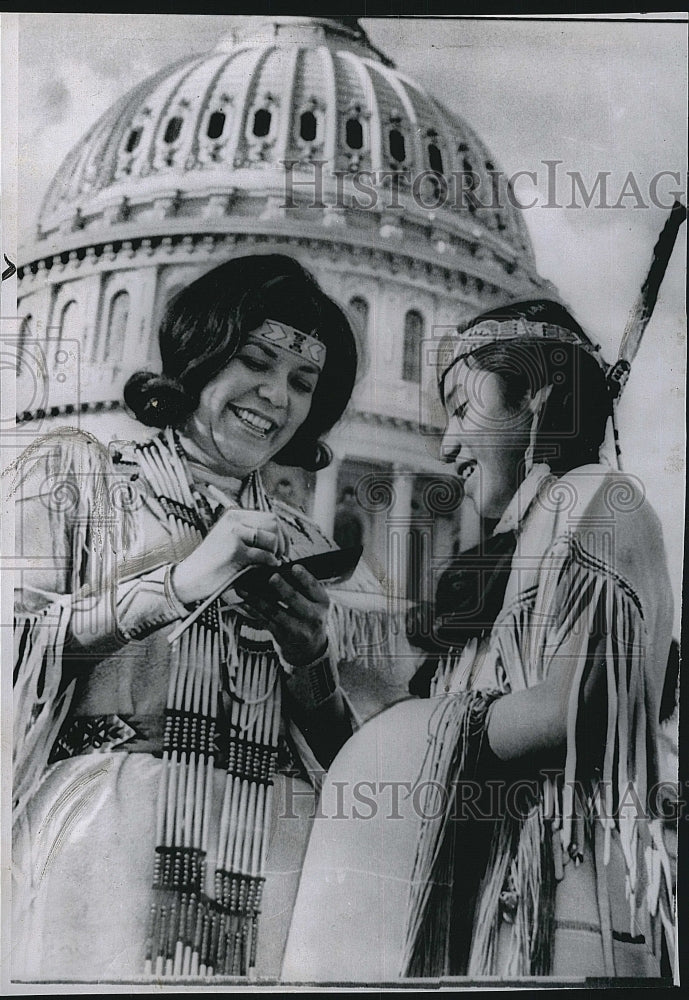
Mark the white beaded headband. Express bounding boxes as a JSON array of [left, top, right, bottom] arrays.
[[439, 317, 608, 392], [255, 318, 327, 370]]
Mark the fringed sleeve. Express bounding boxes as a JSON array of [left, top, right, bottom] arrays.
[[401, 470, 675, 979], [326, 582, 414, 720], [526, 534, 675, 973], [8, 430, 137, 823], [327, 586, 411, 668], [13, 599, 75, 817], [464, 522, 675, 978]]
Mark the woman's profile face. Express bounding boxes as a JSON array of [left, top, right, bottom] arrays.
[[185, 323, 320, 477], [441, 358, 531, 520]]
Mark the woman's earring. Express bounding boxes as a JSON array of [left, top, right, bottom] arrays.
[[524, 385, 553, 477]]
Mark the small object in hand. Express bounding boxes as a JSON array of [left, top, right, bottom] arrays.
[[236, 545, 363, 597]]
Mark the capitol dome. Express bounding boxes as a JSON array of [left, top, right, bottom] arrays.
[[17, 16, 555, 609], [34, 16, 536, 276]]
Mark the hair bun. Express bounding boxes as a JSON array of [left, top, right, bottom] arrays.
[[123, 370, 196, 429]]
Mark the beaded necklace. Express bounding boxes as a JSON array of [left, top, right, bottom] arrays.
[[136, 428, 281, 977]]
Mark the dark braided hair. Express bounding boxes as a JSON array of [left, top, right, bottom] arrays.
[[460, 300, 613, 476]]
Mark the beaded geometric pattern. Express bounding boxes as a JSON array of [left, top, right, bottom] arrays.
[[137, 429, 281, 978], [259, 318, 326, 369]]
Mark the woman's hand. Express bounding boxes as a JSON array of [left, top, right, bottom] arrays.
[[171, 509, 287, 605], [235, 564, 330, 667]]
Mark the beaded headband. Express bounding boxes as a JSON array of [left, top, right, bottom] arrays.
[[255, 318, 327, 370], [439, 317, 608, 393]]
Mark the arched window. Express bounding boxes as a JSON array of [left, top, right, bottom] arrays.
[[389, 129, 406, 165], [58, 299, 79, 347], [345, 118, 363, 150], [252, 108, 272, 138], [402, 310, 424, 383], [125, 127, 142, 153], [163, 116, 183, 145], [461, 155, 477, 213], [349, 296, 369, 339], [207, 110, 226, 140], [102, 290, 130, 362], [300, 110, 318, 143], [17, 314, 31, 373], [428, 143, 444, 175]]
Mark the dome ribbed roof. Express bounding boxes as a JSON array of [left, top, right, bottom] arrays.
[[36, 17, 535, 266]]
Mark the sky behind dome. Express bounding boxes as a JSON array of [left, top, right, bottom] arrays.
[[14, 13, 688, 629]]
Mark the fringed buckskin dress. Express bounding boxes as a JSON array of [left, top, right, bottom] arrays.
[[11, 427, 401, 982], [282, 463, 676, 982]]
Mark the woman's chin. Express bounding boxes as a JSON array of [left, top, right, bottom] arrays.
[[209, 427, 269, 476], [462, 474, 480, 512], [217, 452, 260, 479]]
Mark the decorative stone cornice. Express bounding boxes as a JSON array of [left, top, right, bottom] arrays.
[[16, 399, 123, 424], [14, 386, 449, 436], [353, 409, 443, 434], [19, 226, 549, 300]]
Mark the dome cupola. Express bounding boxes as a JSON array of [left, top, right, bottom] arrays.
[[33, 16, 537, 279]]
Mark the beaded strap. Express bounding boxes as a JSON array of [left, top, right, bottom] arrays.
[[278, 639, 341, 710], [140, 430, 282, 978]]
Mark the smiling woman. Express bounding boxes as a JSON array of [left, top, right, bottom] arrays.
[[283, 298, 676, 983], [182, 329, 321, 480], [123, 254, 356, 473], [438, 301, 614, 521], [10, 253, 387, 982]]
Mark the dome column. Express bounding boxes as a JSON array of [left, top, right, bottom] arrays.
[[129, 264, 159, 365], [311, 454, 341, 538], [18, 280, 52, 342], [67, 271, 106, 404], [386, 465, 414, 601]]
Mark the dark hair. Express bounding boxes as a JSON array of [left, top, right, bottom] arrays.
[[408, 301, 614, 693], [123, 254, 358, 471], [461, 299, 613, 475]]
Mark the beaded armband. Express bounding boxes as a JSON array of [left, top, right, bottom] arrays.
[[281, 641, 341, 711]]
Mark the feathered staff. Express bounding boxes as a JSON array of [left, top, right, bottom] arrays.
[[402, 201, 687, 978], [607, 200, 687, 465]]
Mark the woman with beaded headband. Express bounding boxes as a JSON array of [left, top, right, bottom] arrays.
[[10, 253, 395, 981], [283, 298, 676, 981]]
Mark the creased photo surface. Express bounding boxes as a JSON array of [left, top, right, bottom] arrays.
[[1, 13, 685, 991]]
